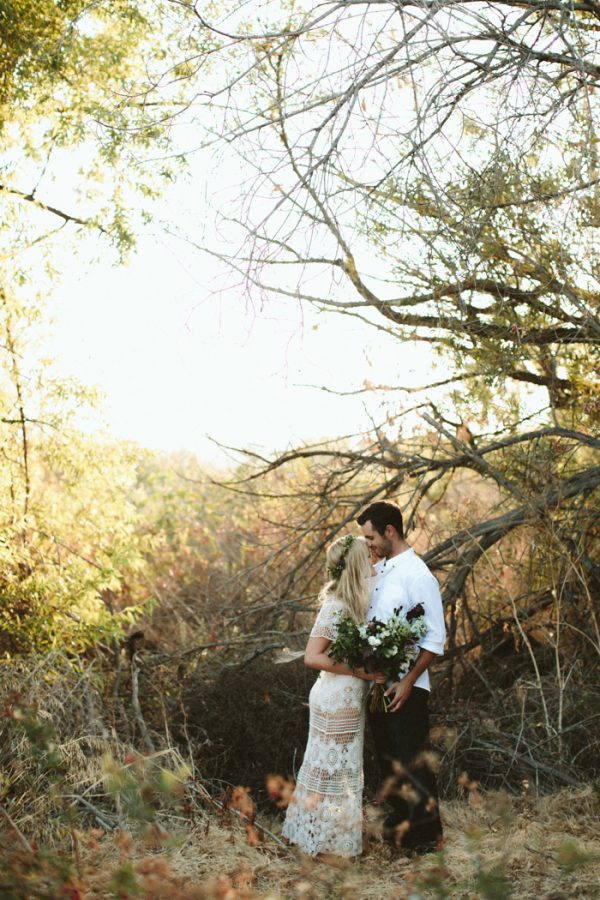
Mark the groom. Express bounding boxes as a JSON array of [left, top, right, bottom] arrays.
[[357, 501, 446, 855]]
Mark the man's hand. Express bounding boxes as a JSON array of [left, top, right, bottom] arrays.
[[384, 676, 414, 712], [384, 649, 438, 712]]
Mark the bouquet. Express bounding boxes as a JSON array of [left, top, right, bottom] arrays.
[[329, 604, 427, 712]]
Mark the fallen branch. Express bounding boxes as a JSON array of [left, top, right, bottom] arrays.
[[469, 738, 581, 787]]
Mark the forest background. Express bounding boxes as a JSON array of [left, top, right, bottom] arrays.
[[0, 1, 599, 897]]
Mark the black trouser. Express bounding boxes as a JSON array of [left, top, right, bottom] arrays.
[[369, 686, 443, 850]]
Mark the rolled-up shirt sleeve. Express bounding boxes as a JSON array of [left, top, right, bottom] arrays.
[[411, 574, 446, 656]]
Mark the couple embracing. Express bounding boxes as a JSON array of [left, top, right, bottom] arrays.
[[282, 501, 446, 858]]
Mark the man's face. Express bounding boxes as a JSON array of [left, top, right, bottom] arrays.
[[360, 520, 393, 559]]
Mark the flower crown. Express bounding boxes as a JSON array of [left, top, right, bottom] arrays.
[[327, 534, 355, 581]]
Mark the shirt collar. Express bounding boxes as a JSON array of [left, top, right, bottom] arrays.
[[378, 547, 414, 574]]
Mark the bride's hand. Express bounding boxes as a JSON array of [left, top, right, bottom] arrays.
[[353, 667, 386, 683]]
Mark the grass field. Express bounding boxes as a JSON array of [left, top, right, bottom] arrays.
[[61, 785, 599, 899], [2, 662, 599, 898]]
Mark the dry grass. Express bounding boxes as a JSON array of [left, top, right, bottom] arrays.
[[55, 786, 598, 899], [2, 655, 599, 898]]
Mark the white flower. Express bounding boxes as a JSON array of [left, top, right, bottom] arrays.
[[368, 636, 381, 647]]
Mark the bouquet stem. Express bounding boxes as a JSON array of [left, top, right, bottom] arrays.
[[369, 683, 391, 714]]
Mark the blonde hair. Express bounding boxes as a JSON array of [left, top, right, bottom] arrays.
[[321, 534, 371, 623]]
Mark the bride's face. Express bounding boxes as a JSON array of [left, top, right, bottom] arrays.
[[357, 543, 373, 577]]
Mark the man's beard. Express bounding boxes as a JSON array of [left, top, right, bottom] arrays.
[[381, 537, 394, 558]]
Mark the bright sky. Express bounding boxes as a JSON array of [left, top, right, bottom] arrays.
[[47, 215, 438, 465], [35, 12, 443, 467]]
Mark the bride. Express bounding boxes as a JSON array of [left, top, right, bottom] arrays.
[[282, 534, 384, 857]]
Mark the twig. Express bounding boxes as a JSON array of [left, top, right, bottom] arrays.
[[131, 652, 156, 753], [221, 643, 287, 670], [524, 844, 557, 862], [0, 804, 34, 852], [188, 783, 290, 851], [71, 826, 82, 878], [63, 794, 118, 830]]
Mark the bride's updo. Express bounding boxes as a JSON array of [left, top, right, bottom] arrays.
[[322, 534, 371, 623]]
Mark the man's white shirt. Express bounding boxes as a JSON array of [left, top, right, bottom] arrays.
[[367, 547, 446, 692]]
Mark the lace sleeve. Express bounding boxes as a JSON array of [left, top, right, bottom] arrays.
[[310, 600, 340, 642]]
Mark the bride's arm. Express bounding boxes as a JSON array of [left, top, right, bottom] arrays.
[[304, 636, 384, 681]]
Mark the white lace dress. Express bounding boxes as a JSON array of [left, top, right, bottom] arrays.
[[282, 596, 368, 857]]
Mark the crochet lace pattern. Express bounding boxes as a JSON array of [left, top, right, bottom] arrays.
[[282, 598, 367, 856]]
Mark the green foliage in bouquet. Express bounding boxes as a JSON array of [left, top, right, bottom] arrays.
[[329, 606, 427, 678], [327, 614, 365, 669], [328, 606, 428, 711]]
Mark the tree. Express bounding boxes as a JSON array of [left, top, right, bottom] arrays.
[[163, 0, 600, 787], [0, 1, 212, 652], [172, 0, 599, 409]]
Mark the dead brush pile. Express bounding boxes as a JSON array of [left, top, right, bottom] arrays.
[[164, 647, 600, 805], [1, 653, 600, 899]]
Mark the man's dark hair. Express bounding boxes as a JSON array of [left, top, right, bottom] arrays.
[[356, 501, 404, 539]]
